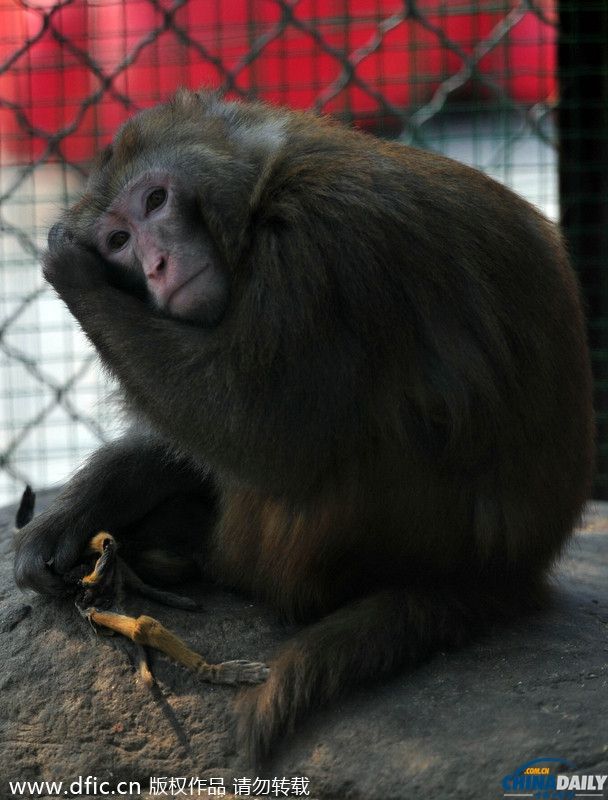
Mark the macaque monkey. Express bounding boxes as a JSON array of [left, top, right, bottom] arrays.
[[14, 89, 594, 761]]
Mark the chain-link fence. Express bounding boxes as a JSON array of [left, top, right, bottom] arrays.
[[0, 0, 601, 504]]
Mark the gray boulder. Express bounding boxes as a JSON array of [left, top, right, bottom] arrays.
[[1, 491, 607, 799]]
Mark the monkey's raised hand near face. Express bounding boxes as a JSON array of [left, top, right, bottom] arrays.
[[46, 170, 228, 325], [15, 89, 594, 762]]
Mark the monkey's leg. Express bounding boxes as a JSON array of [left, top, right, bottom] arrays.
[[14, 430, 213, 595], [234, 586, 493, 764], [87, 609, 269, 686], [118, 493, 215, 588]]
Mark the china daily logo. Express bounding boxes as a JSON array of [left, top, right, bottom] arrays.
[[502, 758, 608, 799]]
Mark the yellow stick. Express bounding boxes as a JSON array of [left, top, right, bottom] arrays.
[[86, 609, 269, 686]]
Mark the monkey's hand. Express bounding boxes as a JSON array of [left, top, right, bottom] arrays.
[[14, 432, 210, 597], [14, 507, 91, 595], [43, 225, 109, 296]]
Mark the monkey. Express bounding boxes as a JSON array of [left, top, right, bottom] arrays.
[[13, 88, 594, 763]]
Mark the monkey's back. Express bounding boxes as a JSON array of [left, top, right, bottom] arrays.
[[395, 143, 594, 574], [214, 109, 594, 607], [380, 140, 594, 576]]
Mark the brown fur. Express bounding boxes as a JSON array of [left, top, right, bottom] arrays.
[[14, 89, 594, 762]]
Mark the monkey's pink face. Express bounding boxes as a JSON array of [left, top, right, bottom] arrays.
[[97, 171, 228, 325]]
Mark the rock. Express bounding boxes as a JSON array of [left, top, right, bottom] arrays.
[[1, 492, 607, 799]]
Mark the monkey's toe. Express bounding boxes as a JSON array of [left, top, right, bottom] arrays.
[[216, 660, 270, 685]]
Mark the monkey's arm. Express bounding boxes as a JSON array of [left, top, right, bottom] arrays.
[[14, 429, 209, 595], [43, 241, 360, 493]]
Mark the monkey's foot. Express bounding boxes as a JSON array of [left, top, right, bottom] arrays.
[[205, 659, 270, 686], [83, 609, 269, 686]]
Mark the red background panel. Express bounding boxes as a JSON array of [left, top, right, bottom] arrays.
[[0, 1, 557, 162]]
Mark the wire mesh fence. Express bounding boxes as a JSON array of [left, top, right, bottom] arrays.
[[0, 0, 588, 503]]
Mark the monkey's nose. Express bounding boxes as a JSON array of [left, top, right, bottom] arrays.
[[146, 257, 166, 279]]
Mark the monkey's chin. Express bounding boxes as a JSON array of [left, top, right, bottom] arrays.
[[165, 272, 227, 326]]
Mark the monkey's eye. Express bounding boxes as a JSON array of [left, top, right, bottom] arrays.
[[146, 187, 167, 214], [107, 230, 130, 251]]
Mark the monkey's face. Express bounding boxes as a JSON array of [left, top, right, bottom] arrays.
[[94, 170, 229, 326]]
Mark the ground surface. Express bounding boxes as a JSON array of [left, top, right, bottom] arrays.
[[1, 492, 607, 800]]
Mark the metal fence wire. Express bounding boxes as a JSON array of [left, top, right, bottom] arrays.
[[0, 0, 603, 503]]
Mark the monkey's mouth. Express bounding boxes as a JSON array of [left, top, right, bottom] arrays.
[[165, 265, 210, 317], [163, 263, 216, 320]]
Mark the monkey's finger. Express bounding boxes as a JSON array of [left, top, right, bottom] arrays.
[[14, 548, 70, 596], [42, 242, 108, 294], [47, 222, 72, 250], [14, 524, 74, 596], [53, 525, 102, 577]]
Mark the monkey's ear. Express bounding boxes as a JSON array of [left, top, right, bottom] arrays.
[[172, 86, 221, 116], [110, 118, 149, 166], [172, 87, 202, 114], [202, 137, 282, 267], [193, 86, 222, 107], [85, 144, 113, 176]]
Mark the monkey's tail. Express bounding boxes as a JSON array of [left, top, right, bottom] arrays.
[[235, 583, 545, 764], [235, 587, 466, 764]]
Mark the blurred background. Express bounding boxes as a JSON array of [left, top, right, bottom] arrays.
[[0, 0, 606, 504]]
